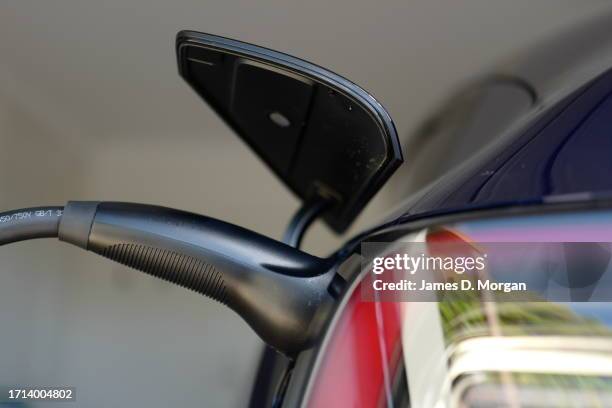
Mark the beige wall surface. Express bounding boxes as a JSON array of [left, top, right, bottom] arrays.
[[0, 1, 610, 406]]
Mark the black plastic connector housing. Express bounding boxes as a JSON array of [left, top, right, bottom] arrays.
[[58, 201, 335, 355]]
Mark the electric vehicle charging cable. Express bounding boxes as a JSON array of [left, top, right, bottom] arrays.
[[0, 201, 336, 356], [0, 207, 63, 245]]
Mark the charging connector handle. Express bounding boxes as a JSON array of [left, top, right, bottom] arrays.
[[56, 201, 333, 355]]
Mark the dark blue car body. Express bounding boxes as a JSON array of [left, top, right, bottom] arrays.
[[252, 11, 612, 408]]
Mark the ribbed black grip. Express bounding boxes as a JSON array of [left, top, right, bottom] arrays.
[[99, 243, 227, 304], [68, 201, 332, 355]]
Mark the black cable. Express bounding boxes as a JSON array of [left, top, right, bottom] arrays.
[[0, 201, 334, 355], [282, 198, 331, 249], [0, 206, 63, 245]]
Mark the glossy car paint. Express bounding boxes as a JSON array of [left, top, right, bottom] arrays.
[[398, 65, 612, 222], [258, 12, 612, 408], [304, 205, 612, 407]]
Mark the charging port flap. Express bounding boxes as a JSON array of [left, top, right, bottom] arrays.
[[176, 31, 402, 233]]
